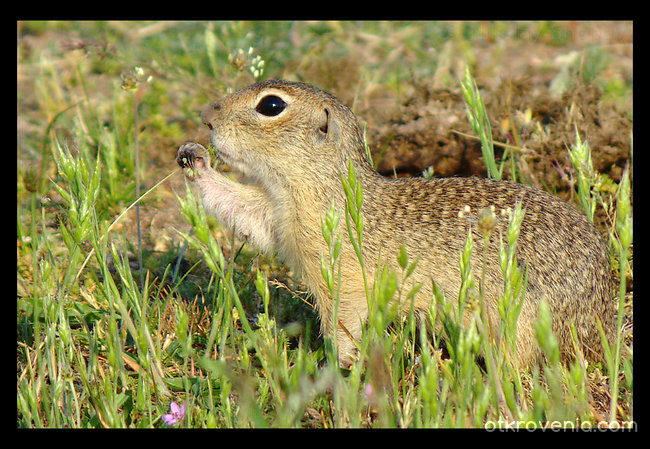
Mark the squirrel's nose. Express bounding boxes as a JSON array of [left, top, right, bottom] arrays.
[[201, 101, 221, 129]]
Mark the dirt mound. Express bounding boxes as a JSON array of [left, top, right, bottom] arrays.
[[365, 78, 632, 192]]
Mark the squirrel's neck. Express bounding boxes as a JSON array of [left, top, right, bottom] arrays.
[[268, 155, 378, 274]]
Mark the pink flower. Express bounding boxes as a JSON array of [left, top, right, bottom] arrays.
[[162, 402, 186, 426], [363, 383, 377, 403]]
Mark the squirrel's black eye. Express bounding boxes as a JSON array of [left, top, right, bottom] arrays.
[[255, 95, 287, 117]]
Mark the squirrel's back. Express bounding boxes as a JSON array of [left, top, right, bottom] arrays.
[[361, 174, 614, 363]]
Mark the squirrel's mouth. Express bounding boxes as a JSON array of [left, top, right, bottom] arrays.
[[210, 135, 252, 176], [209, 134, 234, 163]]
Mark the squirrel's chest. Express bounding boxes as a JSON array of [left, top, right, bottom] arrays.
[[271, 205, 325, 266]]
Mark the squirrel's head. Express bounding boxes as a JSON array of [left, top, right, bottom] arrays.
[[201, 80, 370, 188]]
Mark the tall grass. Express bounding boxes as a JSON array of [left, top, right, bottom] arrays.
[[19, 130, 632, 428], [461, 66, 499, 180]]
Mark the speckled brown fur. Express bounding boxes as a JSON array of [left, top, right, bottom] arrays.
[[177, 80, 615, 368]]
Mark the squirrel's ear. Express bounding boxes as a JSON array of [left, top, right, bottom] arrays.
[[317, 106, 339, 142]]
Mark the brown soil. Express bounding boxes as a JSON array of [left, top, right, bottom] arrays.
[[362, 77, 631, 186]]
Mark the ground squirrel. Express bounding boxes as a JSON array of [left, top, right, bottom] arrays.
[[177, 79, 614, 369]]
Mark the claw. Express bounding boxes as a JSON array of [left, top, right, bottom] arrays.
[[176, 151, 193, 168], [177, 142, 208, 170]]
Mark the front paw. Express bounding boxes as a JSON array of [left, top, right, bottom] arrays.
[[177, 142, 210, 174]]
